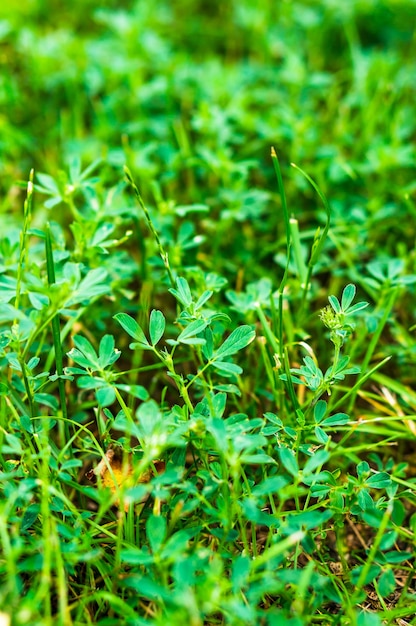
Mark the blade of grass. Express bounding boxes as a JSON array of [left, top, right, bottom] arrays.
[[330, 355, 392, 412], [14, 169, 34, 319], [291, 162, 331, 305], [124, 165, 176, 288], [45, 222, 70, 446]]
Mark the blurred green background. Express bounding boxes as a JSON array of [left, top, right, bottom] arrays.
[[1, 0, 415, 348], [2, 0, 415, 201]]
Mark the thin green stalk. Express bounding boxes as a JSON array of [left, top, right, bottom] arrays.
[[330, 355, 391, 412], [335, 518, 350, 578], [219, 455, 232, 533], [256, 305, 279, 354], [291, 162, 331, 306], [124, 165, 176, 288], [277, 257, 292, 358], [36, 430, 53, 624], [44, 305, 88, 371], [113, 387, 144, 446], [347, 285, 399, 373], [255, 297, 288, 411], [18, 360, 36, 418], [78, 591, 141, 623], [357, 286, 399, 370], [329, 340, 342, 381], [3, 396, 40, 469], [271, 147, 291, 248], [257, 336, 280, 406], [112, 512, 125, 602], [283, 346, 301, 418], [45, 222, 70, 446], [13, 171, 37, 418], [289, 217, 308, 286], [14, 169, 34, 320], [350, 503, 393, 605], [50, 515, 70, 626], [158, 350, 194, 413], [0, 509, 19, 598], [251, 530, 305, 570], [291, 560, 315, 616]]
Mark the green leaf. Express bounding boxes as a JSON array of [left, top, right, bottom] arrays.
[[377, 569, 395, 597], [240, 453, 277, 465], [169, 277, 192, 308], [36, 172, 60, 194], [286, 509, 333, 531], [315, 426, 329, 444], [135, 400, 162, 437], [328, 294, 341, 313], [61, 459, 83, 471], [65, 267, 110, 306], [313, 400, 327, 423], [303, 450, 330, 476], [177, 319, 208, 343], [379, 531, 398, 551], [175, 203, 209, 216], [351, 564, 381, 586], [232, 555, 250, 590], [0, 275, 18, 303], [214, 325, 255, 360], [5, 432, 22, 454], [341, 283, 356, 310], [211, 361, 243, 375], [98, 334, 120, 368], [27, 356, 40, 370], [252, 476, 289, 496], [146, 515, 167, 554], [214, 383, 241, 396], [366, 472, 391, 489], [77, 376, 107, 389], [330, 491, 345, 510], [195, 290, 213, 310], [149, 309, 165, 346], [240, 499, 277, 528], [202, 327, 214, 360], [120, 548, 154, 565], [345, 301, 369, 315], [278, 448, 299, 477], [0, 383, 10, 396], [124, 485, 150, 503], [116, 384, 149, 400], [384, 551, 409, 564], [357, 461, 370, 477], [114, 313, 150, 347], [207, 418, 228, 453], [357, 612, 382, 626], [123, 574, 170, 600], [69, 335, 100, 369], [160, 529, 191, 560], [34, 393, 58, 410], [96, 386, 116, 407], [212, 392, 227, 418], [321, 412, 350, 427]]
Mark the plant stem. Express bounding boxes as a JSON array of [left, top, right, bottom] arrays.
[[45, 222, 70, 446], [124, 165, 176, 288]]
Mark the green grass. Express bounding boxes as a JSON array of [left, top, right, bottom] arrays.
[[0, 1, 416, 625]]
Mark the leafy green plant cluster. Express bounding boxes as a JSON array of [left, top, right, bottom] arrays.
[[0, 1, 415, 625]]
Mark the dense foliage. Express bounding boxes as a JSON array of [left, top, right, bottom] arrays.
[[0, 1, 415, 624]]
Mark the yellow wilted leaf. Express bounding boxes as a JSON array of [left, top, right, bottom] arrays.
[[93, 449, 132, 492], [88, 448, 165, 510]]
